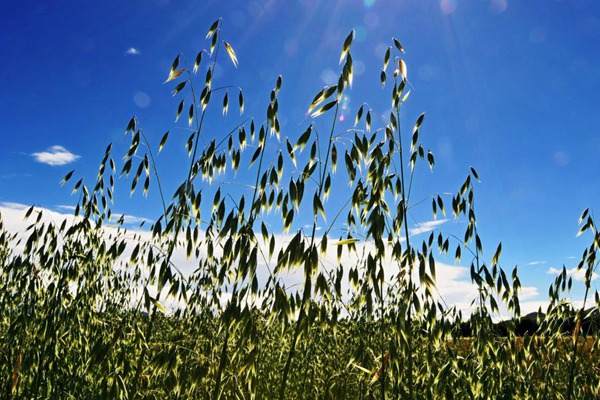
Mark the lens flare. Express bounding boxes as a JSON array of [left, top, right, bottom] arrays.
[[354, 25, 367, 42], [134, 92, 151, 108], [363, 0, 375, 8], [490, 0, 507, 14], [320, 69, 337, 85], [364, 12, 380, 29], [440, 0, 457, 14], [338, 94, 351, 122]]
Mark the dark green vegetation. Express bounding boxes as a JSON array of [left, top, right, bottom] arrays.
[[2, 20, 599, 399]]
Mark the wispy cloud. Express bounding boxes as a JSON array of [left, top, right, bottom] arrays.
[[114, 214, 152, 226], [53, 206, 150, 226], [125, 47, 141, 55], [0, 202, 30, 211], [409, 219, 448, 236], [32, 145, 80, 166], [55, 205, 76, 211], [547, 266, 598, 282], [527, 260, 546, 266], [519, 285, 539, 300]]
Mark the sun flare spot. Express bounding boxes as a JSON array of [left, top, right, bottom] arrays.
[[490, 0, 508, 14], [440, 0, 457, 14]]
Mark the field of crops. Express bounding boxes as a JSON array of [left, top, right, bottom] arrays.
[[2, 20, 599, 399]]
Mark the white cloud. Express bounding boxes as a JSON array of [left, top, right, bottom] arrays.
[[0, 201, 29, 211], [113, 213, 152, 226], [547, 266, 598, 282], [125, 47, 141, 55], [408, 219, 448, 236], [51, 206, 149, 226], [527, 260, 546, 266], [32, 145, 80, 166], [0, 202, 551, 319], [519, 285, 539, 300], [55, 205, 76, 211]]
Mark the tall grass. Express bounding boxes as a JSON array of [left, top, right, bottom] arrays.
[[1, 20, 599, 399]]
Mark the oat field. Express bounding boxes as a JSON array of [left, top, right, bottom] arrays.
[[2, 20, 599, 399]]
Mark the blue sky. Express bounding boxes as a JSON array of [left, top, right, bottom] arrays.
[[1, 0, 600, 313]]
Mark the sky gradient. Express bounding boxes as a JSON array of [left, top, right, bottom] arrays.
[[2, 0, 600, 314]]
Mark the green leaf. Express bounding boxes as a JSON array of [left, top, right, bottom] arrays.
[[210, 28, 218, 55], [72, 178, 83, 194], [313, 193, 325, 221], [158, 131, 169, 153], [414, 113, 425, 130], [344, 53, 354, 88], [165, 55, 181, 82], [175, 100, 184, 122], [222, 91, 229, 116], [206, 19, 220, 39], [402, 89, 411, 103], [354, 105, 364, 126], [172, 81, 187, 97], [143, 176, 150, 197], [223, 41, 238, 68], [188, 104, 194, 126], [238, 90, 244, 115], [307, 88, 325, 115], [24, 205, 34, 220], [393, 37, 405, 53], [339, 30, 355, 64], [60, 170, 74, 186], [427, 150, 435, 171], [383, 46, 391, 70], [205, 68, 213, 88], [398, 58, 407, 81], [284, 209, 294, 232], [331, 144, 337, 172], [307, 85, 337, 115], [144, 287, 167, 314], [250, 146, 262, 167], [324, 174, 331, 200], [199, 86, 209, 111], [429, 252, 436, 280], [335, 238, 359, 246], [437, 195, 445, 216], [286, 139, 296, 167], [492, 242, 502, 265], [125, 117, 136, 133], [193, 51, 203, 74], [295, 125, 312, 151], [579, 208, 590, 224], [165, 68, 183, 83], [311, 99, 337, 118]]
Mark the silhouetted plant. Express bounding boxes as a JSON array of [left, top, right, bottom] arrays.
[[1, 19, 599, 400]]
